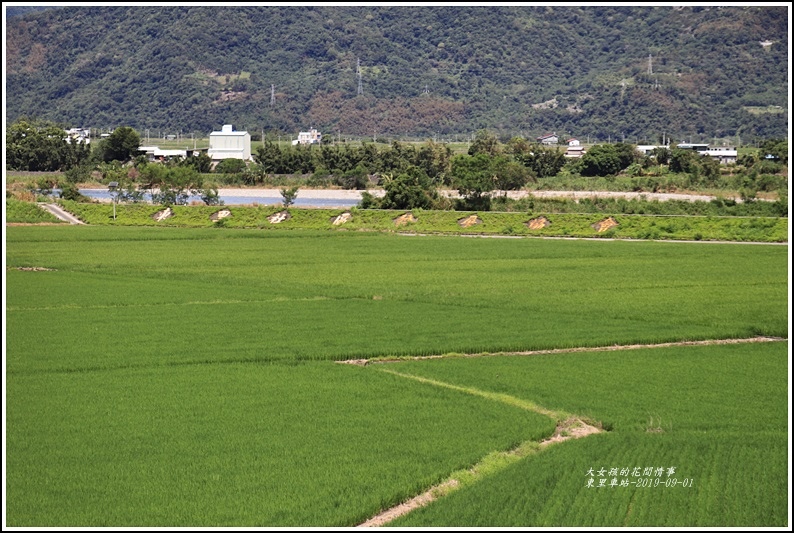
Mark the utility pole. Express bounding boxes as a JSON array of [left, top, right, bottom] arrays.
[[357, 58, 363, 96], [270, 84, 275, 107], [423, 84, 429, 95], [648, 54, 653, 75]]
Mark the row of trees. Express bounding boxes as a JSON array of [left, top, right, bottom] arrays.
[[6, 119, 142, 172], [8, 118, 787, 212]]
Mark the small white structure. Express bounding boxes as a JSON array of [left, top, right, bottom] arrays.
[[704, 146, 737, 164], [567, 138, 580, 147], [138, 146, 187, 162], [292, 128, 322, 146], [208, 124, 252, 161], [636, 145, 670, 156], [64, 127, 91, 144], [536, 132, 558, 145], [564, 146, 586, 158]]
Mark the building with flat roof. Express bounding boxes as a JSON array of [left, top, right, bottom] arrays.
[[292, 128, 322, 145], [208, 124, 252, 161]]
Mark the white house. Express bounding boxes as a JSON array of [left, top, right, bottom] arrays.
[[567, 138, 580, 147], [536, 132, 558, 145], [292, 128, 322, 145], [704, 146, 737, 164], [208, 124, 252, 161], [64, 127, 91, 144]]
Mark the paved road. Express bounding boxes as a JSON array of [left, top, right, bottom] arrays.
[[39, 203, 85, 224]]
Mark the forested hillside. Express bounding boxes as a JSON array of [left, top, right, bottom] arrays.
[[5, 5, 788, 140]]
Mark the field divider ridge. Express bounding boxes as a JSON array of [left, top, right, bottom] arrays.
[[356, 368, 602, 527], [337, 335, 786, 367]]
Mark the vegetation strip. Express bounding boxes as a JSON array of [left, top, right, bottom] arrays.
[[338, 336, 785, 366], [358, 369, 601, 526], [52, 201, 789, 243]]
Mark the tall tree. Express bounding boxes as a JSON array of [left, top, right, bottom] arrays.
[[98, 126, 141, 163], [6, 118, 91, 171]]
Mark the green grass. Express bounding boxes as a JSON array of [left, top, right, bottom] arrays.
[[387, 341, 788, 526], [6, 226, 787, 375], [6, 362, 554, 526], [5, 197, 65, 223], [4, 225, 788, 526]]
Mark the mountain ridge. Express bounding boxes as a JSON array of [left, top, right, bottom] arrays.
[[5, 5, 789, 141]]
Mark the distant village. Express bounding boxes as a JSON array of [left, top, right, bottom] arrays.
[[65, 125, 739, 166]]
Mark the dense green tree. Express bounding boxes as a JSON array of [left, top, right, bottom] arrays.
[[759, 138, 788, 163], [450, 153, 497, 211], [214, 158, 247, 174], [182, 152, 212, 173], [579, 143, 638, 177], [378, 166, 440, 210], [376, 142, 417, 175], [492, 158, 535, 191], [650, 147, 670, 165], [514, 145, 566, 179], [467, 130, 501, 157], [414, 141, 453, 185], [335, 164, 370, 190], [6, 118, 91, 171], [136, 162, 202, 205], [669, 148, 700, 174], [97, 126, 141, 163], [254, 141, 283, 173]]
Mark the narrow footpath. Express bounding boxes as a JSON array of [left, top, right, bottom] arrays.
[[38, 203, 85, 225]]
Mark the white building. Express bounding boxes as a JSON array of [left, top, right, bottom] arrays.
[[636, 145, 670, 156], [138, 146, 187, 162], [292, 128, 322, 145], [704, 146, 738, 164], [65, 127, 91, 144], [536, 132, 558, 145], [675, 143, 737, 164], [208, 124, 252, 161]]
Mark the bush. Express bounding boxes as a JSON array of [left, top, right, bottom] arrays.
[[58, 182, 91, 202], [335, 165, 369, 190], [214, 158, 247, 174]]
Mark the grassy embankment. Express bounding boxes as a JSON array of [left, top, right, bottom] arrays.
[[5, 197, 66, 224], [53, 199, 788, 242]]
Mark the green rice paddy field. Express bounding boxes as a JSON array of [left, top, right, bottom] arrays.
[[4, 225, 790, 526]]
